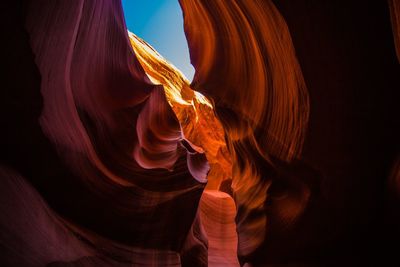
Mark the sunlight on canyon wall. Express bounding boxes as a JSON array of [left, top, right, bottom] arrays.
[[128, 32, 232, 190]]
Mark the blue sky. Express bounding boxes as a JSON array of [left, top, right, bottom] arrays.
[[121, 0, 194, 81]]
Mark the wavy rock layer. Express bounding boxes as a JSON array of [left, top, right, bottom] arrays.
[[179, 0, 311, 262]]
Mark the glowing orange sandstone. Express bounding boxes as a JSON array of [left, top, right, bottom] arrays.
[[128, 32, 232, 190]]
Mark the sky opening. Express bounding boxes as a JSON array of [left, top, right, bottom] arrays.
[[121, 0, 195, 81]]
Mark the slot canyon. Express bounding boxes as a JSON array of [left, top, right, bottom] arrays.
[[1, 0, 399, 266]]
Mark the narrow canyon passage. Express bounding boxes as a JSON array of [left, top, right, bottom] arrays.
[[0, 0, 399, 266]]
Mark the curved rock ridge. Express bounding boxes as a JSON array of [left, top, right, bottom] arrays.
[[18, 0, 213, 266], [179, 0, 311, 261]]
